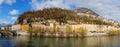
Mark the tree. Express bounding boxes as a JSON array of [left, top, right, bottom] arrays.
[[57, 18, 67, 25], [107, 29, 117, 35], [78, 27, 87, 37], [38, 27, 43, 33], [66, 25, 72, 34]]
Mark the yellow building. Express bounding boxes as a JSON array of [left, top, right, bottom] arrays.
[[21, 24, 29, 31]]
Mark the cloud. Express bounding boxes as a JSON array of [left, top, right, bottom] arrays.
[[9, 9, 19, 15], [0, 0, 3, 5], [30, 0, 120, 22], [31, 0, 70, 10], [7, 16, 17, 20], [5, 16, 17, 24], [11, 16, 17, 20], [0, 19, 10, 25], [0, 0, 16, 5], [5, 0, 16, 5]]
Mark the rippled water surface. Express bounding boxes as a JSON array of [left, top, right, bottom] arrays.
[[0, 36, 120, 47]]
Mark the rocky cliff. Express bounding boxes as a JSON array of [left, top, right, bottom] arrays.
[[15, 8, 119, 26]]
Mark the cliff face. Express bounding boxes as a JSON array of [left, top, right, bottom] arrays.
[[15, 8, 119, 26]]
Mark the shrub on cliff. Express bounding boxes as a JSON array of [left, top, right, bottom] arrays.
[[78, 27, 87, 37], [107, 29, 120, 35]]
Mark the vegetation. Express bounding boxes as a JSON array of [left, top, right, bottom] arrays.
[[57, 17, 67, 25], [78, 27, 87, 37], [38, 27, 44, 33], [15, 8, 114, 26], [28, 27, 33, 33], [28, 27, 45, 36], [65, 25, 87, 37], [107, 29, 120, 35], [66, 25, 73, 34]]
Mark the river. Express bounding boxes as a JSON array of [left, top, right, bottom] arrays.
[[0, 36, 120, 47]]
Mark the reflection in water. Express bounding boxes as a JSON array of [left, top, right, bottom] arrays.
[[0, 36, 15, 47], [0, 36, 120, 47]]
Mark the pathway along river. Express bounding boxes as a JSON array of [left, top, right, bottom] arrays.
[[0, 36, 120, 47]]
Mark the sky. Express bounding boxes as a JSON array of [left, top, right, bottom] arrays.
[[0, 0, 120, 24]]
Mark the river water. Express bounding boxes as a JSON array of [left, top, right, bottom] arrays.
[[0, 36, 120, 47]]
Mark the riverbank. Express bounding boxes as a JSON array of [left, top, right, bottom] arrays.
[[17, 31, 113, 37]]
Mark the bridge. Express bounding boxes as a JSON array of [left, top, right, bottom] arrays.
[[0, 30, 17, 36]]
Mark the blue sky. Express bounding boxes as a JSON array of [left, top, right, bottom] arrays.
[[0, 0, 120, 24]]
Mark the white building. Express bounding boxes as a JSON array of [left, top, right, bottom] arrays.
[[12, 24, 21, 31], [1, 27, 5, 30]]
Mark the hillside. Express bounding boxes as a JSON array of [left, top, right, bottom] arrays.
[[15, 8, 119, 26]]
